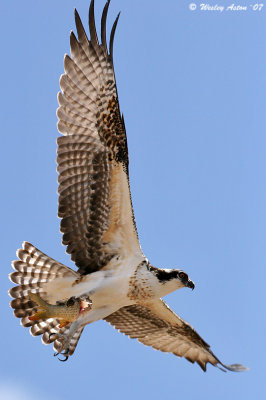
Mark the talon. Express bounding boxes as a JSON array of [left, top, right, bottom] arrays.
[[58, 354, 69, 362], [54, 352, 59, 357], [58, 349, 70, 362]]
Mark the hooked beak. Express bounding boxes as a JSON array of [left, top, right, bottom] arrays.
[[186, 279, 195, 290]]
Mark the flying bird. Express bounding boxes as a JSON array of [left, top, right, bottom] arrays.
[[9, 0, 247, 372]]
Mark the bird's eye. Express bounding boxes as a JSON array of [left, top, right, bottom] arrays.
[[179, 272, 187, 280]]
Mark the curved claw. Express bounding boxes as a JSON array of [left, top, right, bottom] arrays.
[[58, 354, 69, 362], [53, 349, 69, 361], [49, 332, 71, 361], [58, 349, 70, 362]]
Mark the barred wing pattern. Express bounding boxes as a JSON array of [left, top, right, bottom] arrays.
[[57, 0, 141, 275], [9, 242, 83, 355], [105, 299, 247, 372]]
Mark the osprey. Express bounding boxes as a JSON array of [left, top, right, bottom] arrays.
[[9, 0, 247, 372]]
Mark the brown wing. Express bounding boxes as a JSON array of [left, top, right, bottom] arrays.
[[57, 0, 142, 275], [104, 299, 248, 372]]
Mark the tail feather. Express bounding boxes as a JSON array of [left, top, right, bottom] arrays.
[[9, 284, 44, 299], [9, 242, 82, 356], [11, 264, 55, 280]]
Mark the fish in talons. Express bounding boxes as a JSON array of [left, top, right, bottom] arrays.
[[28, 292, 91, 328]]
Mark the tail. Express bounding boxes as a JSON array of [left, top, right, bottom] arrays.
[[9, 242, 84, 356]]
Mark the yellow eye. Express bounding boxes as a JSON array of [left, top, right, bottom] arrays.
[[179, 272, 187, 280]]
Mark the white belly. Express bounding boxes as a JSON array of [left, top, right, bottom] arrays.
[[79, 270, 135, 324], [56, 255, 142, 324], [43, 254, 143, 324]]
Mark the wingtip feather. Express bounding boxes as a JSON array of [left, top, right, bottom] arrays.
[[101, 0, 111, 53], [89, 0, 99, 46], [221, 363, 249, 372], [109, 12, 120, 59], [75, 8, 89, 44]]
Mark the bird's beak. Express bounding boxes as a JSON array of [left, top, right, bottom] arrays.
[[186, 280, 195, 290]]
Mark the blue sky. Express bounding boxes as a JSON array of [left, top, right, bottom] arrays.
[[1, 1, 265, 399]]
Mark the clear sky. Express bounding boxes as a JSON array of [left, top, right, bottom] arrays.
[[1, 1, 265, 399]]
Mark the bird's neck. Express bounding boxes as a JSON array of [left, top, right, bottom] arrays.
[[134, 261, 183, 299]]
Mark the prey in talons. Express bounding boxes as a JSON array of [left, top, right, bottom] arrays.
[[29, 292, 91, 328]]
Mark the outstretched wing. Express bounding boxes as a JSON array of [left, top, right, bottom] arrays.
[[105, 299, 248, 372], [57, 0, 142, 275]]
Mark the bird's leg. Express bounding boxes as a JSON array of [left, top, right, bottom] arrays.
[[51, 332, 71, 361], [50, 331, 70, 352], [49, 320, 81, 361]]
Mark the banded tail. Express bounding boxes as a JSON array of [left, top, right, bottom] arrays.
[[9, 242, 84, 356]]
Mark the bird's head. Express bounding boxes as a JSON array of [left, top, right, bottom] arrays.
[[149, 265, 195, 295], [176, 270, 195, 290]]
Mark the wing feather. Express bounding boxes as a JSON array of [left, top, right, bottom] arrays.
[[57, 3, 142, 274], [101, 0, 110, 52], [105, 299, 248, 372]]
